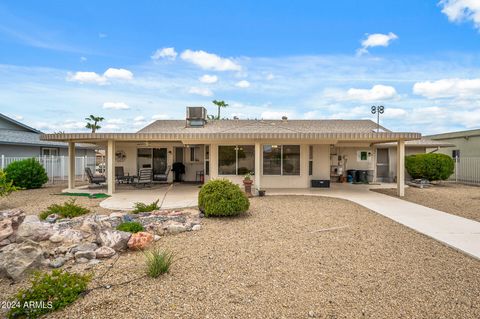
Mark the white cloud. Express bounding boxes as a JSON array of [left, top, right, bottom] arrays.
[[67, 71, 107, 85], [98, 33, 108, 38], [106, 118, 124, 124], [260, 111, 292, 119], [439, 0, 480, 30], [180, 49, 241, 71], [103, 68, 133, 80], [102, 102, 130, 110], [303, 111, 320, 119], [80, 56, 87, 62], [235, 80, 251, 88], [199, 74, 218, 84], [413, 78, 480, 98], [152, 114, 170, 120], [134, 116, 145, 122], [188, 86, 213, 96], [357, 32, 398, 55], [13, 114, 24, 120], [383, 108, 407, 119], [67, 68, 133, 85], [266, 73, 275, 80], [151, 47, 177, 60], [346, 85, 398, 101]]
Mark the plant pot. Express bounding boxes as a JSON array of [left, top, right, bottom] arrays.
[[258, 190, 266, 197], [243, 179, 253, 196]]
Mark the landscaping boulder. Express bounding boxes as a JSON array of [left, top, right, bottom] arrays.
[[95, 246, 116, 258], [0, 219, 13, 241], [16, 215, 54, 242], [71, 242, 98, 254], [96, 229, 131, 251], [0, 240, 45, 281], [49, 257, 66, 268], [127, 232, 154, 250], [74, 250, 96, 260], [0, 209, 25, 229], [165, 221, 187, 234]]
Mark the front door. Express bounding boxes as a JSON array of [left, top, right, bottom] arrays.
[[175, 147, 184, 164], [153, 148, 167, 180], [376, 148, 390, 182]]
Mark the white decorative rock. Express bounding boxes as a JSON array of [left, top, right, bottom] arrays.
[[95, 246, 116, 258], [96, 230, 131, 251], [0, 219, 13, 241], [0, 240, 45, 281]]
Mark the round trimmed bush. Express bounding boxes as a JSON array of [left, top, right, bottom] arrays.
[[405, 153, 454, 181], [198, 179, 250, 217], [5, 158, 48, 189]]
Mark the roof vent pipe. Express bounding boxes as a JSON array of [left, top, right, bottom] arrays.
[[281, 116, 288, 121]]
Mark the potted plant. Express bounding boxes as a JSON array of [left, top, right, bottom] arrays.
[[243, 172, 253, 196], [257, 188, 266, 197]]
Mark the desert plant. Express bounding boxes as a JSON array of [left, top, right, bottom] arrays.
[[0, 170, 17, 197], [7, 270, 91, 319], [405, 153, 454, 181], [132, 199, 160, 213], [4, 158, 48, 189], [212, 100, 229, 120], [198, 179, 250, 217], [85, 114, 104, 133], [116, 221, 144, 233], [39, 199, 90, 220], [144, 248, 175, 278]]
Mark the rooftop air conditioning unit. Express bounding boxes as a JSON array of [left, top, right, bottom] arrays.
[[186, 106, 207, 127]]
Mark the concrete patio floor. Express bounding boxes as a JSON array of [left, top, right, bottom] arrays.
[[267, 183, 480, 260]]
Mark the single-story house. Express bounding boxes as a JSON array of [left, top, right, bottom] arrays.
[[0, 113, 95, 158], [425, 128, 480, 158], [41, 106, 429, 197]]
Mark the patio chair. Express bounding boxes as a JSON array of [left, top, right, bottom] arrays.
[[115, 166, 126, 183], [154, 165, 171, 183], [85, 167, 106, 185], [134, 168, 153, 188]]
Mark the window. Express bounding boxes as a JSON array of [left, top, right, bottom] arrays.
[[41, 148, 58, 156], [263, 145, 300, 176], [308, 145, 313, 176], [357, 150, 371, 162], [189, 146, 200, 162], [218, 145, 255, 175], [205, 145, 210, 175]]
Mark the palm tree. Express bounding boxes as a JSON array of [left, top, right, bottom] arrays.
[[212, 100, 229, 120], [85, 115, 105, 133]]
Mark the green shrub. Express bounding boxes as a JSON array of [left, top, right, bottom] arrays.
[[144, 248, 175, 278], [39, 199, 90, 220], [405, 153, 455, 181], [116, 221, 144, 233], [4, 158, 48, 189], [7, 270, 91, 319], [0, 170, 17, 197], [132, 199, 159, 213], [198, 179, 250, 217]]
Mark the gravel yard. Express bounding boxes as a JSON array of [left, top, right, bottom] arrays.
[[374, 183, 480, 222], [2, 195, 479, 318], [0, 184, 112, 216]]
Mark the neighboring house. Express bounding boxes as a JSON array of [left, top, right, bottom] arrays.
[[425, 129, 480, 158], [42, 107, 423, 196], [0, 113, 95, 158]]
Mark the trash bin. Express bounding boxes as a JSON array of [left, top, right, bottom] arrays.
[[347, 169, 356, 183], [357, 170, 368, 184]]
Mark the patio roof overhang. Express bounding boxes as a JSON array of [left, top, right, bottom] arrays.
[[40, 132, 421, 144]]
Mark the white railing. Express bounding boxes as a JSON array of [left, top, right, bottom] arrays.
[[451, 157, 480, 185], [0, 155, 98, 184]]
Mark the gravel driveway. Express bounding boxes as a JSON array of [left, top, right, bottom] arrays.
[[374, 183, 480, 222], [4, 195, 470, 318]]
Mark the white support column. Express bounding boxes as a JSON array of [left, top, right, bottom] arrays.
[[254, 142, 261, 192], [68, 142, 76, 190], [107, 140, 116, 195], [396, 140, 405, 197]]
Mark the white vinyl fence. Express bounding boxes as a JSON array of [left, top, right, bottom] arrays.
[[1, 155, 97, 184], [451, 157, 480, 185]]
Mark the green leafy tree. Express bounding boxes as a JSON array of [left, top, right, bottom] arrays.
[[212, 100, 229, 120], [85, 115, 105, 133], [0, 170, 17, 197]]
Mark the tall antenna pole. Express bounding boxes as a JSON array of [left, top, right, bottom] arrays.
[[371, 105, 385, 133]]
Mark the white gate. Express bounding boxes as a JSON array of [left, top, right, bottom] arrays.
[[451, 157, 480, 185]]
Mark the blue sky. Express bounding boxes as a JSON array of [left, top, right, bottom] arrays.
[[1, 0, 480, 134]]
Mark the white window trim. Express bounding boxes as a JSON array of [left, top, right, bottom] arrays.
[[262, 144, 301, 176], [218, 145, 255, 176]]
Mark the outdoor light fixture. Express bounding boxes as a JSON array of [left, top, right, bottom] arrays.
[[371, 105, 385, 133]]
